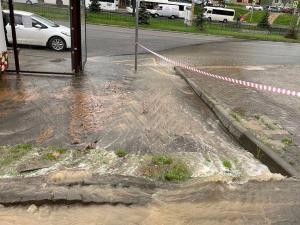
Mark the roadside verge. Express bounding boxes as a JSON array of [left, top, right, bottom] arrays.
[[175, 67, 300, 178]]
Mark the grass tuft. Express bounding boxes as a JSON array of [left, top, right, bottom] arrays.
[[152, 154, 173, 166], [223, 160, 232, 169], [115, 148, 127, 158], [164, 162, 191, 181], [282, 137, 292, 146], [143, 154, 191, 182]]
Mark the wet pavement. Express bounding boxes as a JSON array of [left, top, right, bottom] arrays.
[[161, 40, 300, 173]]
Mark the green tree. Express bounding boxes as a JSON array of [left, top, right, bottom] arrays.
[[194, 4, 205, 30], [139, 3, 150, 24], [257, 11, 271, 29], [89, 0, 101, 12]]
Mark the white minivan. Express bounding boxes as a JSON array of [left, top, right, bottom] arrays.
[[151, 4, 179, 19], [204, 7, 235, 22]]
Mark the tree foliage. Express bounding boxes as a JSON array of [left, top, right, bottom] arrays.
[[139, 3, 150, 24], [194, 4, 205, 30], [257, 11, 271, 29], [89, 0, 101, 12]]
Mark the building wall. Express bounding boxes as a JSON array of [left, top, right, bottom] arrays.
[[0, 2, 8, 72]]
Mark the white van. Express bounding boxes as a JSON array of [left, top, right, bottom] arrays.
[[203, 7, 235, 22], [152, 4, 179, 19], [44, 0, 117, 11]]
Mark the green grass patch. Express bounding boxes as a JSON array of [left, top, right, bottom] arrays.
[[43, 152, 57, 160], [0, 144, 33, 166], [245, 11, 266, 23], [152, 154, 173, 166], [2, 3, 69, 21], [273, 14, 295, 26], [143, 154, 191, 182], [42, 147, 68, 160], [223, 160, 232, 169], [164, 162, 191, 181], [282, 137, 292, 146], [115, 148, 127, 158]]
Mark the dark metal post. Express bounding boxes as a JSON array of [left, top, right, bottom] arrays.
[[8, 0, 20, 74], [134, 0, 139, 72], [71, 0, 82, 74]]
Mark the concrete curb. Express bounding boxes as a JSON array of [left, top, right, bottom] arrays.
[[175, 67, 300, 178]]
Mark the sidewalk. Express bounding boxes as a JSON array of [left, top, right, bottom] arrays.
[[177, 64, 300, 175]]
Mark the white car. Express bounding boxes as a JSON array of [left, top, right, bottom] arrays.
[[3, 10, 71, 51], [3, 0, 38, 5], [245, 5, 263, 11]]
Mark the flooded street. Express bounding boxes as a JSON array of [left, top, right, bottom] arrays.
[[0, 54, 277, 180], [1, 24, 300, 224], [1, 27, 297, 179]]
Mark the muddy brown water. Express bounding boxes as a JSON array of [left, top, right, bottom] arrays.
[[0, 55, 279, 180], [0, 178, 300, 225]]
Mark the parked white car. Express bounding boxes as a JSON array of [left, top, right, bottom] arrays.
[[245, 5, 263, 11], [3, 0, 38, 5], [3, 10, 71, 51]]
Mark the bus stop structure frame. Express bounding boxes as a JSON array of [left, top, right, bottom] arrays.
[[6, 0, 85, 75]]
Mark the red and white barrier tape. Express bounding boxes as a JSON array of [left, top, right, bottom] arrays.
[[138, 43, 300, 98]]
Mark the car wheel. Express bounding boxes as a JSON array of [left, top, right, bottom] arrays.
[[26, 0, 33, 4], [223, 19, 228, 23], [154, 13, 159, 18], [170, 15, 175, 19], [49, 37, 66, 51], [208, 17, 212, 22], [56, 0, 63, 6]]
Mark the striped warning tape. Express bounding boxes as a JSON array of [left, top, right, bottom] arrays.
[[138, 43, 300, 98]]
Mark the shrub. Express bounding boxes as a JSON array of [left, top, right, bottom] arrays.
[[257, 11, 270, 29], [89, 0, 101, 12], [194, 4, 205, 30], [139, 3, 150, 25]]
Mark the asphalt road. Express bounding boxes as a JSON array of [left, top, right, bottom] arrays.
[[85, 24, 232, 57]]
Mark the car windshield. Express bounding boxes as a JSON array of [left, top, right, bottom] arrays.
[[32, 14, 59, 27]]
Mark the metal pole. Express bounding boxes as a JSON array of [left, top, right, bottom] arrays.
[[8, 0, 20, 74], [250, 6, 254, 23], [134, 0, 139, 72], [71, 0, 82, 74]]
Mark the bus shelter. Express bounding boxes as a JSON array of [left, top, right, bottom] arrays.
[[0, 0, 86, 75]]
